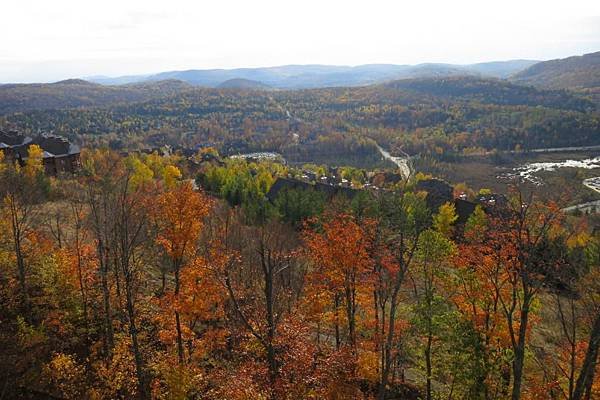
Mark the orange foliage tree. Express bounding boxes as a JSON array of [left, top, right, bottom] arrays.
[[153, 182, 213, 364]]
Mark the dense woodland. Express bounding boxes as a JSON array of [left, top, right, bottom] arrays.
[[1, 76, 599, 167], [1, 146, 599, 400], [513, 51, 600, 91]]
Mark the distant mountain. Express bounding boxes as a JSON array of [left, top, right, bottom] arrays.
[[87, 60, 539, 89], [125, 79, 193, 92], [512, 51, 600, 90], [0, 79, 192, 115], [217, 78, 272, 89], [386, 76, 595, 112], [467, 60, 539, 78], [86, 74, 153, 86], [52, 78, 97, 86]]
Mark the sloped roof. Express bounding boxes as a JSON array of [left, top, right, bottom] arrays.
[[454, 198, 477, 225], [0, 130, 31, 147], [31, 134, 79, 156], [267, 177, 359, 202], [1, 132, 80, 159], [416, 178, 453, 211]]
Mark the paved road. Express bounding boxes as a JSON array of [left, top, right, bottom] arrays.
[[562, 176, 600, 213], [562, 199, 600, 213], [464, 144, 600, 157], [517, 145, 600, 154], [375, 144, 412, 179]]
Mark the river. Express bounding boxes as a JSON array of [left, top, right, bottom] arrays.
[[505, 155, 600, 212]]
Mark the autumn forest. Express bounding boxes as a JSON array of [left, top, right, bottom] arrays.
[[0, 138, 598, 400], [1, 43, 600, 400]]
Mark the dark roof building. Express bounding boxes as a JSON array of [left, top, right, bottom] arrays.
[[454, 198, 478, 225], [266, 177, 359, 202], [0, 130, 81, 174], [416, 178, 454, 212]]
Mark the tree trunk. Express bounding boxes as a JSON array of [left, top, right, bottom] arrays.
[[573, 312, 600, 400], [264, 253, 277, 397], [510, 298, 530, 400], [15, 236, 28, 315], [75, 242, 90, 352], [125, 281, 150, 400], [378, 286, 401, 400], [345, 284, 356, 349], [174, 265, 185, 364], [425, 329, 433, 400], [334, 293, 341, 351], [99, 242, 114, 354]]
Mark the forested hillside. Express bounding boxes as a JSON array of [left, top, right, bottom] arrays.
[[1, 76, 598, 164], [0, 147, 599, 399], [512, 51, 600, 90], [0, 79, 192, 115], [386, 76, 594, 111], [88, 60, 539, 87]]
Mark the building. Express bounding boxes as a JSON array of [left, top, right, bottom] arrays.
[[266, 177, 359, 202], [0, 130, 81, 174], [416, 178, 454, 212]]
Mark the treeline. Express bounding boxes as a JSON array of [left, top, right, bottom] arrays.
[[0, 80, 193, 115], [1, 76, 599, 165], [386, 76, 595, 111], [1, 150, 599, 399]]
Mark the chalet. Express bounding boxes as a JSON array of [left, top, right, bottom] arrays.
[[476, 193, 508, 208], [454, 192, 510, 226], [454, 198, 478, 225], [0, 130, 81, 174], [416, 178, 453, 212], [266, 177, 359, 202]]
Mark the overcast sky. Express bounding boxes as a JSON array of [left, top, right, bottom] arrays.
[[1, 0, 600, 83]]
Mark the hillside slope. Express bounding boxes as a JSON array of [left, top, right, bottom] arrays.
[[512, 51, 600, 90], [3, 76, 599, 156], [387, 76, 595, 112], [217, 78, 272, 89], [0, 79, 192, 115], [88, 60, 538, 88]]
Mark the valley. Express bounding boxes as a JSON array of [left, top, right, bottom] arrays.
[[3, 2, 600, 398]]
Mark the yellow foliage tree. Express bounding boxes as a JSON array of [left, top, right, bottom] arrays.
[[162, 165, 182, 189], [25, 144, 44, 177], [128, 156, 154, 189], [433, 202, 458, 237], [0, 150, 5, 174]]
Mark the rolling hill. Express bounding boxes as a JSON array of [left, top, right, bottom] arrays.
[[3, 74, 599, 158], [87, 60, 539, 89], [0, 79, 192, 115], [217, 78, 272, 89], [512, 51, 600, 90], [386, 76, 595, 112]]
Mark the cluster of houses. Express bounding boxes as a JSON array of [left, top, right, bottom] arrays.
[[415, 178, 509, 225], [0, 130, 81, 174], [0, 129, 506, 228], [185, 145, 506, 226], [265, 173, 508, 228], [296, 167, 404, 189], [0, 130, 513, 228]]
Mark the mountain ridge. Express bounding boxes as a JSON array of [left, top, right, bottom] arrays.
[[0, 74, 592, 116], [217, 78, 272, 89], [0, 79, 194, 115], [512, 51, 600, 90], [86, 60, 540, 89]]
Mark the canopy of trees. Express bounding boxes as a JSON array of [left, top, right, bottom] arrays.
[[2, 76, 598, 167], [1, 150, 599, 399]]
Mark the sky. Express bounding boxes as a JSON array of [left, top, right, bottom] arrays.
[[1, 0, 600, 83]]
